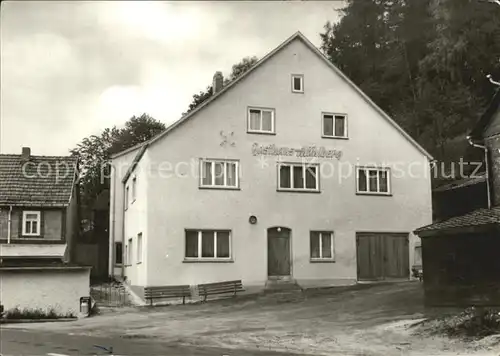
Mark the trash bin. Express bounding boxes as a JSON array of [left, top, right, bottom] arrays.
[[80, 297, 91, 316]]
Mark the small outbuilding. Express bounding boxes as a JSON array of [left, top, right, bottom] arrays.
[[415, 207, 500, 306], [414, 89, 500, 306]]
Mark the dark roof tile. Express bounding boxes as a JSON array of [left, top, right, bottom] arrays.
[[415, 206, 500, 234], [0, 154, 77, 206]]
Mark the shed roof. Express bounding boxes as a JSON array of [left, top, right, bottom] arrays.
[[0, 243, 67, 258], [433, 173, 486, 192], [0, 154, 77, 207], [414, 206, 500, 236]]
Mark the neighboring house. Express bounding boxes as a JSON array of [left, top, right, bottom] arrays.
[[108, 32, 433, 297], [0, 147, 90, 316], [75, 189, 110, 282], [414, 89, 500, 306]]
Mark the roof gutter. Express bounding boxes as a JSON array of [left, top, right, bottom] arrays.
[[466, 136, 491, 209]]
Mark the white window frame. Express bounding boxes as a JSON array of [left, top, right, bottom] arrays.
[[310, 231, 335, 261], [356, 167, 391, 195], [247, 107, 275, 134], [22, 211, 41, 236], [199, 159, 239, 189], [322, 113, 348, 139], [184, 229, 232, 261], [277, 163, 320, 192], [136, 233, 142, 264], [291, 74, 304, 93], [131, 177, 137, 203]]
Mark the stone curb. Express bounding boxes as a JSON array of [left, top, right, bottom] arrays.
[[0, 318, 77, 324]]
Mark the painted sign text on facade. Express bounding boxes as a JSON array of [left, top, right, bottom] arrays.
[[251, 143, 342, 160]]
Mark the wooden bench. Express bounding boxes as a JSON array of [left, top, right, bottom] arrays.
[[198, 280, 244, 302], [144, 285, 191, 306]]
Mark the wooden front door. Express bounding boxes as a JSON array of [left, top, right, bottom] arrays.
[[356, 233, 409, 281], [267, 227, 291, 277]]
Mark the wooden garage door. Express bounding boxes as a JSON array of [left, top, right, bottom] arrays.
[[356, 233, 409, 281]]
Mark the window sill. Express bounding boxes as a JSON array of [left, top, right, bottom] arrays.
[[114, 264, 123, 267], [246, 130, 276, 136], [310, 259, 336, 263], [20, 235, 42, 238], [356, 192, 392, 197], [277, 189, 320, 194], [183, 259, 234, 263], [136, 261, 142, 265], [321, 135, 349, 140], [292, 90, 304, 94], [199, 186, 240, 191]]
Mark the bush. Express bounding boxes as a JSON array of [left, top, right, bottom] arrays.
[[418, 307, 500, 339], [3, 307, 76, 320]]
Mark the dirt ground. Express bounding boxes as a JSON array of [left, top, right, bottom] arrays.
[[5, 282, 500, 355]]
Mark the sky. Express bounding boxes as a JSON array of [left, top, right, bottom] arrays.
[[0, 1, 343, 156]]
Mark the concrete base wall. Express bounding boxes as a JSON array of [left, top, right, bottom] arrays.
[[0, 268, 90, 316]]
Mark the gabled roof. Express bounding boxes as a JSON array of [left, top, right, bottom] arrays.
[[414, 206, 500, 236], [122, 144, 148, 184], [469, 89, 500, 139], [111, 31, 433, 164], [433, 172, 486, 192], [0, 154, 78, 207]]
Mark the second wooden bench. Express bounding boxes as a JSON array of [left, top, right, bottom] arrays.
[[144, 285, 191, 306], [198, 280, 244, 302]]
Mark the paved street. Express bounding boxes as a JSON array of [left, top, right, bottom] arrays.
[[0, 329, 306, 356]]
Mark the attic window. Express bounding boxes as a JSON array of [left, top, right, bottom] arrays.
[[22, 211, 41, 236], [292, 74, 304, 93], [322, 113, 348, 139]]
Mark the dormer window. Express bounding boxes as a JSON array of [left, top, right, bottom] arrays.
[[291, 74, 304, 93]]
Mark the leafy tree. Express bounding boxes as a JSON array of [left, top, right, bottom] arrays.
[[320, 0, 500, 162], [184, 86, 213, 115], [71, 114, 166, 231], [184, 56, 259, 114]]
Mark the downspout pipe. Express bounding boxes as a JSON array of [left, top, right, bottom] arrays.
[[7, 205, 12, 244], [467, 136, 491, 209], [487, 74, 500, 87], [121, 181, 126, 280]]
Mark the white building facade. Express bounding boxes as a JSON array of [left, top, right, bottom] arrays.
[[108, 32, 433, 293]]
